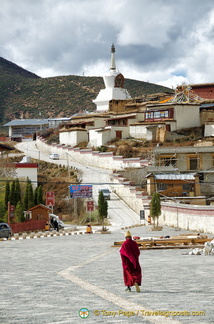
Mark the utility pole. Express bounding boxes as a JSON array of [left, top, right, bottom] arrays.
[[74, 198, 77, 218], [7, 201, 10, 225], [67, 152, 69, 178]]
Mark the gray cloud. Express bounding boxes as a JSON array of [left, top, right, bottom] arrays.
[[1, 0, 214, 87]]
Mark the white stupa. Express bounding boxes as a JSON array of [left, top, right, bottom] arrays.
[[93, 44, 131, 112]]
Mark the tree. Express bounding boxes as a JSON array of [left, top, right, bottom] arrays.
[[23, 183, 29, 210], [98, 191, 108, 230], [37, 185, 43, 205], [23, 178, 34, 210], [34, 187, 38, 205], [9, 180, 16, 206], [4, 181, 10, 210], [33, 185, 43, 206], [27, 181, 34, 209], [103, 199, 108, 218], [0, 202, 6, 222], [15, 201, 25, 223], [15, 178, 21, 206], [150, 192, 161, 227]]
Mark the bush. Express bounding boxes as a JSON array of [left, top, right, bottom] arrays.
[[46, 133, 59, 144], [97, 145, 108, 152]]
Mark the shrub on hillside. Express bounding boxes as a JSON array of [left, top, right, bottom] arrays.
[[46, 133, 59, 144]]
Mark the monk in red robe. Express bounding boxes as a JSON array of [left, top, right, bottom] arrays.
[[120, 231, 142, 292]]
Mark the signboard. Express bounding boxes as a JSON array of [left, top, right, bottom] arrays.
[[87, 201, 94, 212], [140, 210, 145, 220], [70, 185, 93, 198], [143, 204, 150, 210], [10, 205, 15, 218], [46, 192, 55, 206]]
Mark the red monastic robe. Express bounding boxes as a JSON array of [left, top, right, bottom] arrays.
[[120, 238, 142, 287]]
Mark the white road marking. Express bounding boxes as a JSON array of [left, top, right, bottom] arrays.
[[58, 250, 182, 324]]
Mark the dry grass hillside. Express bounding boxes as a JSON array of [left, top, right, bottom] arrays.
[[0, 56, 174, 125], [37, 160, 79, 218], [0, 151, 81, 220]]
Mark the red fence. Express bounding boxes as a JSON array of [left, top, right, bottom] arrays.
[[0, 137, 9, 141], [10, 220, 47, 233]]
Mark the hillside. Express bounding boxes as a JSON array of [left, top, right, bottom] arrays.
[[0, 57, 174, 125]]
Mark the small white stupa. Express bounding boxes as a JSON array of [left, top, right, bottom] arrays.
[[93, 44, 131, 112]]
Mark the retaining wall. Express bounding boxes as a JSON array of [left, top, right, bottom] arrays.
[[112, 174, 214, 234], [160, 203, 214, 234], [36, 137, 148, 170]]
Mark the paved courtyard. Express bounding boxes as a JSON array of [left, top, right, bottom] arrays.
[[0, 225, 213, 324]]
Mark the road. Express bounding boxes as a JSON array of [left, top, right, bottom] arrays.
[[1, 142, 213, 323], [15, 141, 140, 230]]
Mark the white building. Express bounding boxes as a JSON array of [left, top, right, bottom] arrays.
[[3, 119, 49, 140], [60, 128, 88, 147], [129, 103, 201, 141], [89, 125, 130, 148], [93, 44, 131, 112], [15, 162, 38, 188], [59, 114, 108, 146]]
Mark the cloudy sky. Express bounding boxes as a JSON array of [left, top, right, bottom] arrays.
[[1, 0, 214, 88]]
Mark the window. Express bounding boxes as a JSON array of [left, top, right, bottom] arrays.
[[13, 126, 48, 136], [154, 111, 161, 119], [157, 183, 167, 191], [183, 183, 194, 191], [189, 157, 199, 170], [145, 112, 153, 119], [115, 131, 122, 139], [145, 109, 173, 121], [158, 156, 176, 167], [166, 124, 171, 132], [160, 110, 169, 118]]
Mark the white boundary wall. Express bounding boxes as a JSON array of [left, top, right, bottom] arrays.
[[112, 175, 214, 234], [160, 203, 214, 234], [36, 137, 148, 170]]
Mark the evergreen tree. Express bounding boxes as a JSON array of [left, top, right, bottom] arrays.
[[9, 180, 16, 206], [150, 192, 161, 227], [15, 201, 25, 222], [0, 202, 6, 222], [3, 210, 8, 223], [15, 178, 21, 206], [4, 181, 10, 210], [23, 178, 31, 210], [28, 181, 34, 209], [103, 199, 108, 218], [23, 185, 28, 211], [34, 187, 38, 205], [37, 185, 43, 205], [98, 191, 108, 230]]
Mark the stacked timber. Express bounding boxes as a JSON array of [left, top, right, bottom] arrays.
[[113, 234, 213, 250]]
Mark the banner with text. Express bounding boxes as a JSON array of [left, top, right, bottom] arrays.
[[69, 185, 93, 198]]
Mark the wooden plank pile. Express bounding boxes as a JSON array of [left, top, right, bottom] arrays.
[[113, 233, 213, 250]]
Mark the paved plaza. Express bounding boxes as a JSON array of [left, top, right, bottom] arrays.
[[0, 225, 213, 324]]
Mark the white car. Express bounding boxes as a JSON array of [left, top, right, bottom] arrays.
[[49, 153, 59, 160]]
